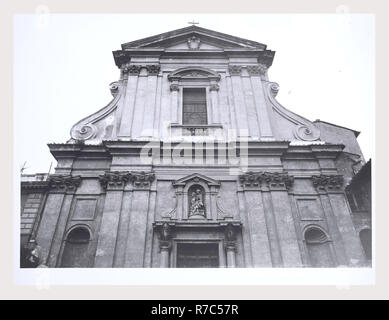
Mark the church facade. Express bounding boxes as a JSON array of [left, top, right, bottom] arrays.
[[20, 26, 371, 268]]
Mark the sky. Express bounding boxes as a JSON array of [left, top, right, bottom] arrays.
[[14, 14, 375, 174]]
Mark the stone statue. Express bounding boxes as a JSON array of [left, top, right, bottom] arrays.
[[189, 189, 205, 216]]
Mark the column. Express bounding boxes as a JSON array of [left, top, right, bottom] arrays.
[[118, 64, 141, 137], [312, 174, 367, 266], [170, 81, 179, 124], [156, 223, 173, 268], [224, 223, 238, 268], [228, 65, 249, 137], [141, 65, 160, 138], [209, 83, 220, 124], [124, 171, 155, 267], [35, 175, 81, 266], [159, 241, 171, 268], [94, 171, 129, 267], [248, 64, 274, 139]]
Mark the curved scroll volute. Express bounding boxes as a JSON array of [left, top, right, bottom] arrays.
[[266, 82, 321, 142], [69, 81, 123, 143]]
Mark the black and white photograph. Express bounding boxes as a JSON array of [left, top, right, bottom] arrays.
[[14, 13, 374, 285]]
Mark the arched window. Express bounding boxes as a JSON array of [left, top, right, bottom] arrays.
[[60, 226, 91, 268], [359, 228, 372, 261], [188, 184, 206, 218], [304, 226, 334, 267]]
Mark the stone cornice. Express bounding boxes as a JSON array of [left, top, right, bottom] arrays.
[[239, 171, 294, 190], [21, 181, 50, 193], [48, 175, 82, 193], [312, 174, 344, 193]]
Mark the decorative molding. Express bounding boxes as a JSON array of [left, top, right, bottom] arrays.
[[228, 65, 243, 76], [99, 171, 155, 190], [187, 35, 201, 50], [224, 223, 238, 250], [265, 82, 321, 142], [216, 195, 233, 220], [209, 84, 220, 91], [123, 64, 142, 75], [145, 64, 160, 75], [99, 171, 130, 190], [48, 174, 82, 192], [170, 83, 180, 92], [69, 81, 122, 142], [247, 64, 267, 76], [312, 174, 344, 192], [239, 171, 294, 190], [129, 171, 155, 188], [168, 67, 221, 82]]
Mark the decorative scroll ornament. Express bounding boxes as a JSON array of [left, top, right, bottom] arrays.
[[129, 171, 155, 188], [209, 84, 220, 91], [187, 35, 201, 50], [216, 196, 233, 219], [228, 65, 243, 75], [312, 174, 344, 192], [146, 64, 160, 75], [123, 64, 142, 75], [160, 222, 172, 241], [99, 171, 155, 190], [48, 174, 82, 191], [265, 82, 321, 142], [247, 64, 267, 76], [170, 83, 180, 92], [109, 82, 119, 97], [70, 81, 122, 142], [99, 171, 130, 190], [239, 171, 294, 190]]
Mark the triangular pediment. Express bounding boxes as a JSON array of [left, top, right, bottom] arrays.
[[173, 173, 220, 187], [121, 26, 267, 50]]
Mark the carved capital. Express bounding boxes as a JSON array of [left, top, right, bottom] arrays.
[[312, 174, 344, 192], [247, 64, 267, 76], [170, 83, 180, 92], [228, 65, 243, 76], [129, 171, 155, 189], [239, 171, 294, 190], [146, 64, 160, 75], [99, 171, 130, 190], [48, 174, 81, 193], [209, 84, 220, 91], [123, 64, 142, 75]]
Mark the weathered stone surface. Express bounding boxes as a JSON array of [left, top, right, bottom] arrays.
[[21, 25, 369, 269]]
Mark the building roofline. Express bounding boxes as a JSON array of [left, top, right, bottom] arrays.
[[121, 25, 267, 50], [314, 119, 360, 137]]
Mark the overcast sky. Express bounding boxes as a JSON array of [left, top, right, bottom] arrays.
[[14, 14, 374, 174]]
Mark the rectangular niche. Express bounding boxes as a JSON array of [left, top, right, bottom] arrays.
[[296, 198, 324, 221], [72, 198, 97, 221]]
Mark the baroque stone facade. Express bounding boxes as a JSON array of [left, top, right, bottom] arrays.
[[20, 26, 371, 268]]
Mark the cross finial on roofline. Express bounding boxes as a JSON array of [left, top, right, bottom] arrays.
[[188, 20, 199, 26]]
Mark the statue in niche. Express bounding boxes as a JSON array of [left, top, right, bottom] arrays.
[[189, 188, 205, 217]]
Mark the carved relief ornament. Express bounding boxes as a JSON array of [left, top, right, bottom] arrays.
[[239, 171, 294, 190], [312, 174, 344, 192], [48, 174, 82, 192], [99, 171, 155, 190]]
